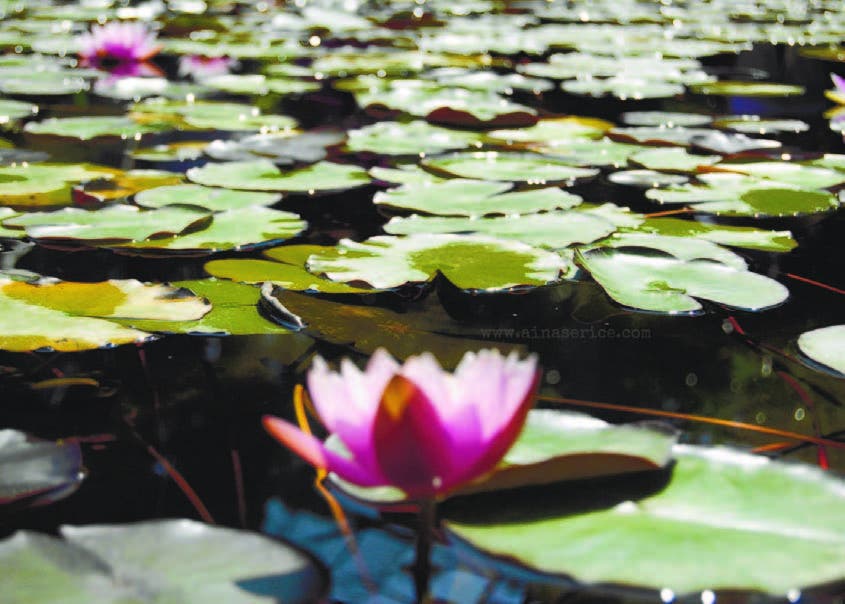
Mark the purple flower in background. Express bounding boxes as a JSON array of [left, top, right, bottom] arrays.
[[832, 73, 845, 94], [263, 349, 539, 499], [178, 55, 238, 80], [77, 21, 161, 65]]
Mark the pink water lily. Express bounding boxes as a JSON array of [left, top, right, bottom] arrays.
[[263, 349, 539, 499], [77, 21, 161, 65]]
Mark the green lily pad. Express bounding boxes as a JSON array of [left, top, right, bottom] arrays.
[[629, 147, 721, 172], [202, 74, 319, 96], [5, 205, 211, 243], [115, 207, 306, 253], [0, 429, 83, 509], [716, 161, 845, 189], [797, 325, 845, 377], [0, 519, 324, 603], [0, 163, 120, 208], [689, 131, 782, 154], [132, 98, 298, 132], [130, 142, 208, 162], [120, 279, 295, 336], [422, 152, 599, 184], [330, 409, 678, 504], [93, 77, 207, 102], [593, 232, 747, 270], [0, 71, 89, 96], [346, 120, 480, 156], [369, 165, 448, 186], [487, 116, 613, 144], [578, 248, 789, 314], [0, 99, 37, 124], [374, 180, 582, 216], [447, 444, 845, 597], [607, 170, 689, 188], [527, 139, 642, 168], [187, 160, 370, 194], [562, 77, 684, 100], [204, 131, 345, 166], [204, 245, 373, 294], [713, 116, 810, 134], [0, 276, 210, 351], [690, 80, 806, 96], [134, 184, 281, 210], [632, 217, 797, 252], [620, 111, 713, 127], [306, 234, 571, 290], [24, 116, 170, 140], [385, 211, 615, 249]]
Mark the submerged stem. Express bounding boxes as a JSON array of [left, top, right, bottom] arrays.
[[413, 498, 437, 604]]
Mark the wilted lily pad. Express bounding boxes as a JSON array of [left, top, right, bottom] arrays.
[[578, 248, 789, 314], [187, 160, 370, 194], [374, 179, 581, 216], [306, 234, 570, 290], [447, 444, 845, 597], [797, 325, 845, 377], [0, 276, 210, 351], [0, 520, 324, 603], [0, 429, 83, 509], [422, 152, 598, 184]]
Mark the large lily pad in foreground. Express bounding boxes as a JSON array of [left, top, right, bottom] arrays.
[[448, 444, 845, 597], [0, 520, 324, 603]]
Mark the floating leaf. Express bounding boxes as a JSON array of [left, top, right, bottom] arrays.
[[205, 245, 373, 294], [115, 207, 306, 253], [134, 184, 281, 210], [713, 116, 809, 134], [330, 409, 678, 504], [385, 211, 615, 249], [0, 99, 37, 124], [131, 141, 208, 162], [0, 163, 119, 208], [132, 98, 298, 132], [629, 147, 720, 172], [204, 131, 345, 166], [632, 217, 796, 252], [487, 116, 613, 144], [187, 160, 370, 194], [374, 180, 581, 216], [422, 152, 598, 184], [690, 80, 806, 96], [620, 111, 712, 127], [448, 445, 845, 597], [689, 131, 782, 154], [0, 520, 325, 603], [346, 120, 480, 156], [562, 77, 684, 100], [24, 116, 171, 140], [307, 234, 570, 290], [593, 232, 747, 269], [608, 170, 689, 188], [714, 161, 845, 189], [5, 205, 211, 243], [202, 74, 319, 96], [0, 429, 83, 509], [797, 325, 845, 377], [578, 248, 789, 314]]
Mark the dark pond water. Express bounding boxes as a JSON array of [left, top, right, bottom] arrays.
[[1, 2, 845, 603]]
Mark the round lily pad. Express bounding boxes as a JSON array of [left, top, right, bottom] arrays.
[[422, 152, 599, 184], [24, 116, 171, 140], [346, 120, 480, 156], [187, 160, 371, 194], [690, 81, 806, 96], [797, 325, 845, 377], [135, 184, 281, 210]]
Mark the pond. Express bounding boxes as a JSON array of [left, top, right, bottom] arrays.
[[1, 0, 845, 602]]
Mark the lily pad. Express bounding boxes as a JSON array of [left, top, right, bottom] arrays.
[[633, 217, 796, 252], [187, 160, 370, 194], [620, 111, 712, 127], [0, 98, 37, 124], [689, 131, 782, 154], [562, 77, 684, 100], [130, 141, 208, 162], [306, 234, 570, 290], [487, 116, 613, 144], [448, 444, 845, 597], [346, 120, 480, 156], [593, 232, 747, 270], [204, 245, 373, 294], [374, 180, 582, 216], [24, 116, 171, 140], [5, 205, 211, 243], [0, 276, 210, 351], [690, 80, 806, 96], [385, 211, 616, 249], [422, 152, 599, 184], [713, 116, 810, 134], [115, 207, 306, 253], [134, 184, 281, 210], [0, 429, 83, 509], [0, 520, 324, 603], [629, 147, 721, 172], [797, 325, 845, 377], [132, 98, 298, 132], [607, 170, 689, 188], [578, 248, 789, 314], [0, 163, 120, 208], [204, 131, 345, 166], [330, 409, 678, 503]]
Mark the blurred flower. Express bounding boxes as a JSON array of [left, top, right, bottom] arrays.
[[77, 21, 161, 66], [178, 55, 238, 80], [263, 349, 539, 499], [827, 73, 845, 105]]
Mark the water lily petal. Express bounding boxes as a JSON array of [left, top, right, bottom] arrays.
[[372, 375, 457, 497], [262, 416, 384, 487]]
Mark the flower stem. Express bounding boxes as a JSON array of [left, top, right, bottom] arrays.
[[413, 498, 437, 604]]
